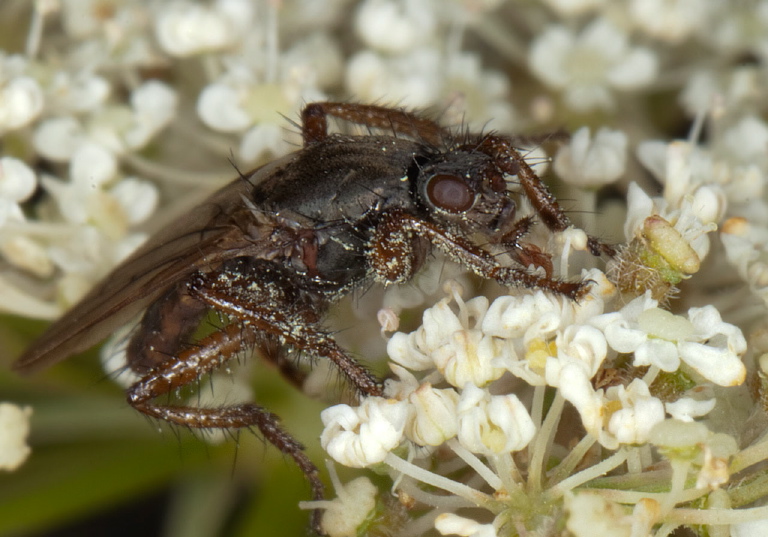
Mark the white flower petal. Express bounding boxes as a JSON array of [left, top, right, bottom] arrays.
[[0, 235, 54, 278], [634, 339, 680, 371], [631, 0, 707, 43], [421, 299, 464, 348], [603, 322, 648, 353], [0, 157, 37, 202], [665, 397, 716, 422], [732, 519, 768, 537], [722, 116, 768, 162], [637, 308, 694, 341], [154, 2, 237, 56], [124, 80, 178, 148], [563, 83, 613, 111], [435, 513, 497, 537], [557, 364, 604, 433], [555, 126, 628, 187], [678, 342, 746, 386], [32, 116, 84, 162], [607, 380, 665, 445], [239, 123, 289, 163], [197, 83, 251, 132], [320, 476, 378, 537], [407, 384, 459, 446], [354, 0, 434, 54], [0, 77, 44, 131], [0, 275, 60, 319], [110, 178, 159, 225], [387, 331, 434, 371], [70, 143, 117, 187], [434, 330, 505, 388], [565, 492, 633, 537], [606, 48, 658, 88], [528, 26, 572, 88], [482, 293, 561, 339], [457, 384, 535, 455], [581, 19, 626, 57], [556, 325, 608, 375], [688, 306, 746, 354], [0, 403, 32, 471], [321, 398, 408, 468]]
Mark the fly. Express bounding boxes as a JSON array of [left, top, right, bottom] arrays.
[[14, 102, 612, 533]]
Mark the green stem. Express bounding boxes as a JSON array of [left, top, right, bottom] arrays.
[[384, 453, 493, 509], [548, 449, 629, 498], [547, 433, 596, 487], [528, 391, 565, 493]]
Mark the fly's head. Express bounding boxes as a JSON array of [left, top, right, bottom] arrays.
[[417, 147, 519, 240]]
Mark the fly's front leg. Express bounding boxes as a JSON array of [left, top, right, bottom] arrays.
[[301, 102, 447, 146], [369, 211, 589, 298], [125, 322, 325, 530], [367, 215, 427, 284], [492, 215, 554, 278], [189, 260, 384, 398], [470, 134, 616, 257]]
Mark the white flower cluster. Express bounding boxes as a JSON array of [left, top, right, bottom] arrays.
[[0, 1, 175, 317], [318, 273, 747, 497], [529, 18, 658, 112], [0, 403, 32, 471]]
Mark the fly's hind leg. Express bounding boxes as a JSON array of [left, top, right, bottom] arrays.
[[301, 101, 448, 146], [125, 258, 383, 534], [123, 269, 342, 531], [125, 322, 326, 531]]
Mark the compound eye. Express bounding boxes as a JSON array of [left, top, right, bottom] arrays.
[[426, 174, 474, 213]]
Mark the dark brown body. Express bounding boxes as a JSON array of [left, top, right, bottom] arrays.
[[14, 103, 609, 533]]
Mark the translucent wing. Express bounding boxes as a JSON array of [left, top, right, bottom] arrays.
[[14, 156, 292, 373]]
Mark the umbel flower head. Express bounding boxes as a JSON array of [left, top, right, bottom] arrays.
[[311, 255, 751, 535]]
